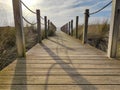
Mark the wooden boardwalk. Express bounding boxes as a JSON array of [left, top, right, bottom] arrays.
[[0, 31, 120, 90]]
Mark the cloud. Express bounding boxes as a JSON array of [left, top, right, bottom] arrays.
[[34, 0, 112, 27], [0, 2, 14, 26], [0, 0, 112, 27]]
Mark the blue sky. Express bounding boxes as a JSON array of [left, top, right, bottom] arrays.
[[0, 0, 112, 27]]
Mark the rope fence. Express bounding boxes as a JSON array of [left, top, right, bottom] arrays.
[[21, 0, 45, 25], [12, 0, 57, 57], [41, 22, 45, 25], [40, 16, 44, 20], [22, 16, 37, 25], [61, 1, 112, 44], [21, 0, 36, 14]]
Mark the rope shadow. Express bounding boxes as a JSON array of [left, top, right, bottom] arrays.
[[10, 58, 27, 90], [57, 33, 74, 66], [40, 43, 97, 90], [48, 38, 75, 51], [59, 32, 75, 66], [44, 63, 57, 90]]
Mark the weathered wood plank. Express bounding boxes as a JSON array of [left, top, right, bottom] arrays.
[[2, 63, 120, 71], [26, 56, 108, 60], [1, 69, 120, 76], [9, 60, 120, 65], [0, 85, 120, 90], [0, 76, 120, 85]]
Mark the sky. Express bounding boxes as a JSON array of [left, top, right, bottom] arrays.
[[0, 0, 112, 28]]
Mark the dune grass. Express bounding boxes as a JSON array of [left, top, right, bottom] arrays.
[[0, 26, 17, 70], [0, 25, 56, 70], [72, 20, 109, 52]]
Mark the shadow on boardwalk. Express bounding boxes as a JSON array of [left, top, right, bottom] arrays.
[[11, 58, 27, 90], [41, 43, 97, 90], [48, 38, 75, 51]]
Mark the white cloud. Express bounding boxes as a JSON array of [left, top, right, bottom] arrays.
[[0, 0, 112, 27]]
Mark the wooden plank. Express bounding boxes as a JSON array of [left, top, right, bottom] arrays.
[[0, 76, 120, 85], [0, 85, 120, 90], [2, 67, 120, 73], [2, 64, 120, 71], [1, 69, 120, 76], [26, 55, 108, 60], [10, 60, 120, 64]]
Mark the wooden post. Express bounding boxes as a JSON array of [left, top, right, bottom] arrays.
[[69, 21, 71, 35], [76, 16, 79, 38], [36, 9, 42, 43], [12, 0, 25, 57], [108, 0, 120, 58], [50, 22, 53, 29], [48, 20, 50, 36], [83, 9, 89, 44], [62, 25, 64, 33], [67, 23, 69, 34], [44, 16, 48, 38], [66, 23, 68, 34], [62, 25, 64, 32], [65, 24, 67, 34], [63, 25, 65, 33], [51, 22, 56, 31], [71, 20, 73, 36]]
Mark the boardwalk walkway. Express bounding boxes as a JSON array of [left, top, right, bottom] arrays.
[[0, 31, 120, 90]]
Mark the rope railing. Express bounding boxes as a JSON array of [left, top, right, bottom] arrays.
[[40, 16, 44, 20], [22, 16, 37, 25], [20, 0, 37, 25], [88, 1, 110, 10], [21, 0, 36, 14], [21, 0, 44, 20], [22, 16, 44, 25], [21, 0, 44, 23], [41, 22, 45, 25], [89, 1, 112, 15], [61, 1, 112, 26], [20, 0, 46, 27], [20, 0, 56, 29]]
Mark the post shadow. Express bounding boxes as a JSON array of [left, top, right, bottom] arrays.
[[11, 58, 27, 90], [40, 43, 97, 90]]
